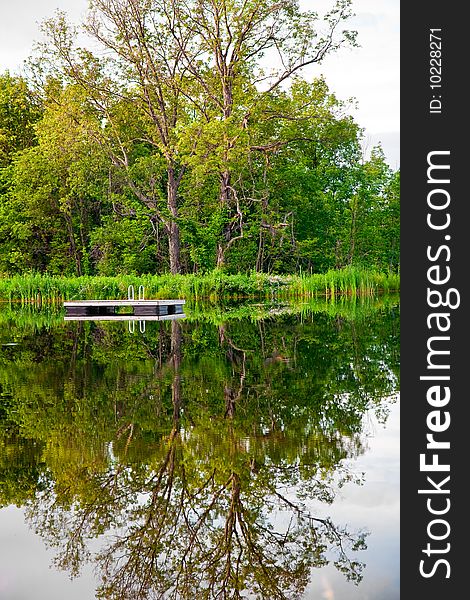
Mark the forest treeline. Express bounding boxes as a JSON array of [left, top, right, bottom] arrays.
[[0, 0, 399, 278]]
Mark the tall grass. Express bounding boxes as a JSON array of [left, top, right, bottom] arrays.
[[286, 267, 400, 299], [0, 268, 399, 303]]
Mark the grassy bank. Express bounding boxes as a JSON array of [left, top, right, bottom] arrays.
[[0, 268, 399, 303]]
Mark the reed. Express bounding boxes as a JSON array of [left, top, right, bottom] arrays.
[[0, 268, 399, 303]]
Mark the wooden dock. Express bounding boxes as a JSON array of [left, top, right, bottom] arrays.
[[64, 299, 185, 319]]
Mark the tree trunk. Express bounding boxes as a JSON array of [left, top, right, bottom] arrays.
[[63, 212, 82, 276], [348, 197, 358, 265], [168, 220, 181, 274], [216, 243, 225, 268], [255, 221, 266, 272], [216, 170, 232, 268], [167, 167, 181, 274]]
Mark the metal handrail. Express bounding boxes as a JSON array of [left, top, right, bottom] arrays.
[[128, 284, 145, 300]]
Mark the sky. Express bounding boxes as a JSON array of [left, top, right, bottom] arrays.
[[0, 0, 399, 168]]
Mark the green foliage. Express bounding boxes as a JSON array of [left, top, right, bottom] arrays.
[[0, 72, 42, 167], [0, 73, 400, 277], [90, 215, 160, 275], [0, 84, 110, 275]]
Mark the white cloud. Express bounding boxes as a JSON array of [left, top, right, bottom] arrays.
[[301, 0, 400, 165]]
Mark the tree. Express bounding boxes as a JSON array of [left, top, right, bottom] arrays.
[[36, 0, 356, 273], [171, 0, 357, 267], [329, 148, 400, 271], [38, 3, 198, 273], [0, 84, 109, 274], [246, 77, 362, 273], [0, 72, 44, 272], [0, 72, 42, 168]]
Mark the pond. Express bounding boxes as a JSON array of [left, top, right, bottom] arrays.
[[0, 297, 400, 599]]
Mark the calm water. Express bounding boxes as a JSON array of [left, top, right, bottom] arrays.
[[0, 299, 399, 599]]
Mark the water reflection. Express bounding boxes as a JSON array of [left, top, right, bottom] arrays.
[[0, 299, 399, 599]]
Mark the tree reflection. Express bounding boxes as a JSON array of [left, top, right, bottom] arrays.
[[0, 304, 399, 598], [27, 426, 365, 598]]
